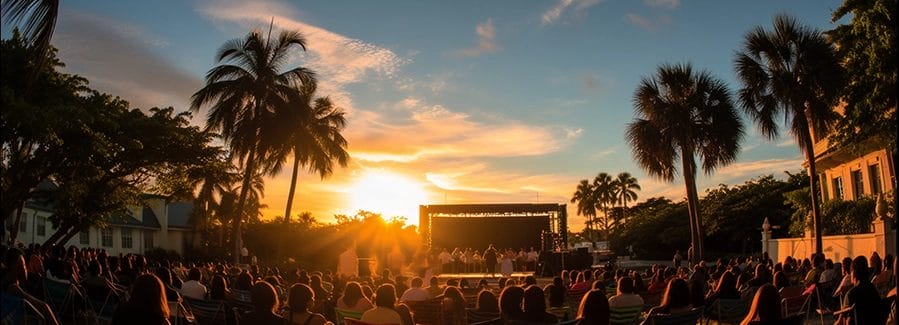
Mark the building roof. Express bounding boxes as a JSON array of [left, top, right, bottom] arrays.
[[167, 202, 194, 229], [108, 207, 161, 229]]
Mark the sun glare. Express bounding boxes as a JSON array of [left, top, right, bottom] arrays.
[[347, 171, 427, 224]]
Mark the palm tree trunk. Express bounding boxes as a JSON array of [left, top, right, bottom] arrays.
[[800, 120, 823, 256], [681, 149, 703, 263], [232, 144, 258, 264], [283, 149, 301, 224], [277, 151, 302, 260]]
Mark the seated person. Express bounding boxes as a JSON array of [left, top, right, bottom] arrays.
[[608, 277, 644, 309]]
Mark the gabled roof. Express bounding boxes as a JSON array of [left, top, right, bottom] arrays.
[[108, 207, 160, 229], [167, 202, 194, 229]]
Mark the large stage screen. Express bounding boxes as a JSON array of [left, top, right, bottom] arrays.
[[430, 216, 549, 250]]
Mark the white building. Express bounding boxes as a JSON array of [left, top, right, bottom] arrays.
[[5, 194, 194, 257]]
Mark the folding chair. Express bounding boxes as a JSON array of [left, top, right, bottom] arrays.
[[647, 307, 704, 325], [334, 307, 364, 325], [182, 296, 226, 325], [609, 305, 643, 325], [704, 296, 751, 325]]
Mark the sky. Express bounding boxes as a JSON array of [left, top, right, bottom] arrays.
[[8, 0, 846, 230]]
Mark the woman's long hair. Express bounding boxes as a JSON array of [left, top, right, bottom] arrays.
[[341, 281, 365, 308], [660, 278, 690, 310], [740, 284, 781, 325], [576, 289, 609, 325], [129, 273, 170, 319]]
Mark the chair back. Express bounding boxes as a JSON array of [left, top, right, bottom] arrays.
[[709, 296, 751, 324], [345, 319, 399, 325], [334, 308, 364, 325], [609, 305, 643, 325], [780, 288, 810, 317], [467, 309, 500, 324], [646, 307, 703, 325], [231, 288, 254, 312], [183, 296, 226, 325], [406, 298, 443, 325], [42, 278, 75, 316]]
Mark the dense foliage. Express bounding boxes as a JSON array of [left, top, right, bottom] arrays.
[[611, 173, 809, 260]]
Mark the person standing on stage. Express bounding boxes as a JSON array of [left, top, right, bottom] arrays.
[[485, 245, 498, 277]]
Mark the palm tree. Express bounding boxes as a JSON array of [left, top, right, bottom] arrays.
[[260, 83, 349, 224], [571, 179, 598, 245], [592, 172, 616, 238], [614, 172, 641, 222], [1, 0, 59, 79], [735, 15, 845, 256], [191, 29, 315, 262], [626, 63, 743, 263]]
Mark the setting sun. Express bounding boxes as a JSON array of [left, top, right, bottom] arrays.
[[346, 171, 428, 223]]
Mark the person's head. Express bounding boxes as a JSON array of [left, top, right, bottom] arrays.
[[812, 253, 825, 269], [744, 284, 781, 323], [772, 271, 788, 289], [498, 277, 508, 288], [523, 285, 547, 315], [715, 271, 736, 293], [251, 281, 279, 314], [342, 281, 364, 306], [373, 284, 397, 309], [288, 283, 315, 312], [129, 274, 170, 319], [870, 253, 883, 276], [210, 275, 229, 299], [155, 267, 173, 287], [236, 271, 253, 290], [310, 274, 323, 289], [442, 286, 465, 306], [661, 278, 690, 310], [576, 289, 610, 325], [429, 276, 439, 287], [499, 285, 525, 317], [824, 259, 834, 271], [575, 271, 585, 284], [411, 277, 423, 288], [476, 290, 499, 313], [617, 277, 635, 295], [850, 256, 870, 284], [188, 268, 202, 282], [524, 275, 537, 287], [552, 276, 563, 287], [841, 257, 853, 275]]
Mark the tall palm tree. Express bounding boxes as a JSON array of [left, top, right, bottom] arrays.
[[592, 172, 616, 238], [1, 0, 59, 80], [259, 83, 349, 224], [614, 172, 641, 222], [191, 29, 315, 262], [735, 15, 844, 256], [626, 63, 743, 263], [571, 179, 598, 245]]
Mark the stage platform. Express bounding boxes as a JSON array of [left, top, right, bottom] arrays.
[[434, 272, 537, 279]]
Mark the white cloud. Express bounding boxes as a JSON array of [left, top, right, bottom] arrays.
[[460, 18, 500, 57], [565, 128, 584, 140], [626, 13, 655, 32], [644, 0, 680, 10], [199, 0, 405, 114], [54, 9, 201, 111], [541, 0, 602, 26], [776, 139, 796, 147]]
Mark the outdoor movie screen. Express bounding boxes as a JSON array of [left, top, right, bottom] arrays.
[[430, 216, 550, 250]]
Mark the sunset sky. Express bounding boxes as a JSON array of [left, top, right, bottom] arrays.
[[16, 0, 845, 230]]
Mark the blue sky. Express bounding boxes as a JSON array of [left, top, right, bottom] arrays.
[[14, 0, 846, 228]]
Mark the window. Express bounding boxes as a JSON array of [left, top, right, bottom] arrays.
[[121, 228, 132, 249], [832, 177, 844, 200], [101, 228, 113, 247], [36, 216, 46, 236], [80, 231, 90, 245], [19, 214, 27, 233], [851, 170, 864, 198], [869, 164, 882, 196], [143, 231, 154, 251]]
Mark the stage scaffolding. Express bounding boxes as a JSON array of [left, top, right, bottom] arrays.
[[419, 203, 568, 251]]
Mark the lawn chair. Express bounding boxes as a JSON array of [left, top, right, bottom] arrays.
[[335, 308, 364, 325], [609, 305, 643, 325], [646, 307, 704, 325], [405, 298, 443, 325], [182, 296, 226, 325], [84, 285, 119, 324], [42, 278, 80, 320], [467, 309, 500, 324], [779, 285, 811, 317], [704, 296, 751, 325], [231, 288, 254, 312], [2, 294, 47, 325]]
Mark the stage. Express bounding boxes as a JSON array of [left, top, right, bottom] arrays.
[[434, 272, 537, 279]]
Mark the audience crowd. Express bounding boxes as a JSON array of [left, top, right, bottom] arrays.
[[1, 243, 896, 325]]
